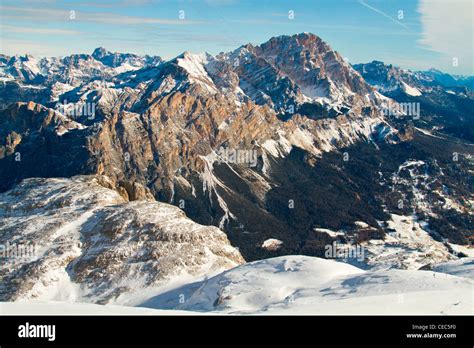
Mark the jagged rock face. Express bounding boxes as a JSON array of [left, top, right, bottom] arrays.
[[0, 102, 91, 190], [0, 176, 244, 303], [254, 33, 372, 100], [212, 33, 375, 117], [353, 61, 421, 93], [92, 89, 281, 190]]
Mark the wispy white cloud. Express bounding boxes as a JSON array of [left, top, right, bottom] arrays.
[[0, 5, 205, 25], [417, 0, 473, 74], [417, 0, 472, 54]]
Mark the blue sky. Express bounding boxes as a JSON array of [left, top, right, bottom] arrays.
[[1, 0, 472, 75]]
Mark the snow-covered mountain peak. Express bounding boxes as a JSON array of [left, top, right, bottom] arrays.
[[91, 47, 109, 60], [172, 52, 218, 93]]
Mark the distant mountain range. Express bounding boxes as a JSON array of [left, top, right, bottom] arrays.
[[353, 60, 474, 141], [354, 61, 474, 92], [0, 33, 472, 311]]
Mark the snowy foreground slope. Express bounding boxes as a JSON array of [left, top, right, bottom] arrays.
[[2, 255, 472, 315], [0, 301, 193, 315], [139, 256, 473, 315]]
